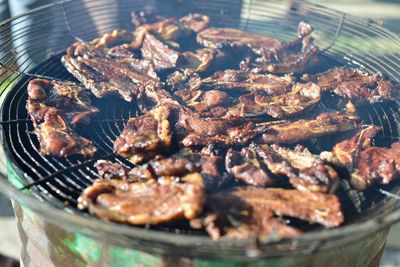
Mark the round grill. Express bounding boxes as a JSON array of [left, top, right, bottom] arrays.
[[0, 0, 400, 260]]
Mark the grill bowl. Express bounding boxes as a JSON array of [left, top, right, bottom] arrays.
[[0, 0, 400, 266]]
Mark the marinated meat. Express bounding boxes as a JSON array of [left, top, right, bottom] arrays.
[[256, 112, 359, 144], [141, 33, 181, 70], [95, 160, 130, 180], [78, 172, 204, 225], [87, 28, 146, 51], [167, 69, 202, 91], [302, 67, 396, 105], [197, 27, 282, 50], [177, 109, 270, 147], [201, 70, 293, 95], [26, 102, 96, 157], [113, 105, 173, 163], [325, 125, 382, 169], [191, 192, 301, 240], [62, 42, 161, 102], [232, 187, 344, 227], [243, 22, 319, 74], [225, 147, 273, 187], [351, 142, 400, 190], [322, 126, 399, 190], [174, 89, 231, 116], [191, 187, 343, 239], [257, 144, 339, 193], [27, 79, 99, 125], [228, 82, 320, 119]]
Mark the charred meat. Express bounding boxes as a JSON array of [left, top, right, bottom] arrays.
[[255, 144, 339, 193], [302, 67, 396, 105], [27, 79, 98, 125], [256, 112, 359, 144], [78, 173, 204, 225], [201, 70, 294, 95], [113, 105, 173, 163], [228, 82, 320, 119], [26, 103, 96, 157]]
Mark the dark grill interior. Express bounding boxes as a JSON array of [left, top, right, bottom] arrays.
[[0, 0, 400, 246]]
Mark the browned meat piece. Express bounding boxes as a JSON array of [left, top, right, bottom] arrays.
[[113, 105, 173, 163], [176, 109, 270, 147], [322, 126, 400, 190], [256, 144, 339, 193], [86, 29, 146, 51], [78, 173, 204, 225], [201, 70, 294, 95], [228, 82, 320, 119], [95, 160, 130, 180], [191, 186, 343, 239], [302, 67, 396, 105], [351, 142, 400, 190], [141, 33, 181, 71], [174, 89, 231, 117], [191, 192, 301, 240], [62, 40, 161, 102], [179, 13, 210, 32], [197, 27, 282, 50], [225, 147, 274, 187], [27, 79, 99, 125], [232, 187, 344, 227], [243, 22, 319, 74], [167, 69, 202, 91], [325, 125, 382, 169], [256, 112, 359, 144], [26, 102, 96, 157]]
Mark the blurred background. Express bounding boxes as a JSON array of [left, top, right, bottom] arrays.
[[0, 0, 399, 266]]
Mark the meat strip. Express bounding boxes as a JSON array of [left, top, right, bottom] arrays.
[[26, 103, 96, 157], [228, 82, 320, 119], [302, 67, 396, 105], [113, 105, 173, 163], [225, 147, 274, 187], [256, 112, 359, 144], [78, 173, 204, 225], [255, 144, 340, 193], [27, 79, 99, 125]]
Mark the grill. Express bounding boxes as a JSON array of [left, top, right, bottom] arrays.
[[1, 0, 400, 266]]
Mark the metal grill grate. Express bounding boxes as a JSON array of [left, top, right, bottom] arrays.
[[0, 0, 400, 259]]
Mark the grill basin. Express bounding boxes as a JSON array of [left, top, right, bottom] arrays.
[[0, 0, 400, 266]]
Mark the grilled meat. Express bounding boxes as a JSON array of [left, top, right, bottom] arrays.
[[26, 102, 96, 157], [191, 187, 343, 239], [197, 27, 282, 50], [113, 105, 173, 163], [27, 79, 99, 125], [201, 70, 294, 95], [191, 192, 301, 240], [26, 79, 97, 157], [225, 147, 274, 187], [174, 89, 231, 117], [78, 172, 204, 225], [256, 144, 339, 193], [141, 33, 181, 71], [302, 67, 396, 105], [228, 82, 320, 119], [322, 126, 400, 190], [243, 22, 319, 74], [167, 69, 202, 91], [62, 41, 161, 102], [256, 112, 360, 144], [179, 13, 210, 33]]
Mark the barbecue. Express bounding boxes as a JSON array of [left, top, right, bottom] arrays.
[[1, 1, 400, 266]]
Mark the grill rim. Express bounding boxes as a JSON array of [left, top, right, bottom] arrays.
[[0, 0, 400, 260]]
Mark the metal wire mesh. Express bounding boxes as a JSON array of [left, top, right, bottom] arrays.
[[0, 0, 399, 259]]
